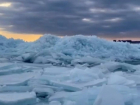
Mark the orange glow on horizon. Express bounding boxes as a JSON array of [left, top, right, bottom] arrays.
[[1, 29, 140, 42], [0, 30, 42, 42]]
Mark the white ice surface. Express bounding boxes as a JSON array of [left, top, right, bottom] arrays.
[[107, 72, 136, 87], [93, 85, 125, 105], [0, 92, 36, 105], [1, 35, 140, 63], [1, 34, 140, 105], [0, 72, 40, 86], [0, 86, 32, 92], [0, 59, 139, 105], [49, 101, 61, 105]]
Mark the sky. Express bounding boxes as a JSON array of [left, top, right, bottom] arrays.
[[0, 0, 140, 41]]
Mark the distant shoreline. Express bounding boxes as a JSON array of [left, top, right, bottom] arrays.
[[113, 40, 140, 44]]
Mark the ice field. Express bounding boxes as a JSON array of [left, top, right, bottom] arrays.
[[0, 35, 140, 105]]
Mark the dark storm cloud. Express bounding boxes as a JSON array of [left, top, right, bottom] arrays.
[[0, 0, 140, 38]]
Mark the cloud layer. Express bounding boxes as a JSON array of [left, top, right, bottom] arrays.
[[0, 0, 140, 38]]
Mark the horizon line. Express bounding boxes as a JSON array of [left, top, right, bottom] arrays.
[[1, 34, 140, 42]]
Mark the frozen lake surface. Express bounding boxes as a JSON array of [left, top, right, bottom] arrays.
[[0, 61, 140, 105], [1, 35, 140, 104]]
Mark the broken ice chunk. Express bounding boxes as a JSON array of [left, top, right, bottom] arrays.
[[0, 92, 36, 105], [0, 63, 14, 70], [49, 80, 82, 92], [93, 85, 125, 105], [49, 91, 70, 102], [80, 78, 106, 88], [107, 73, 136, 87], [0, 86, 32, 93], [0, 72, 39, 86]]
